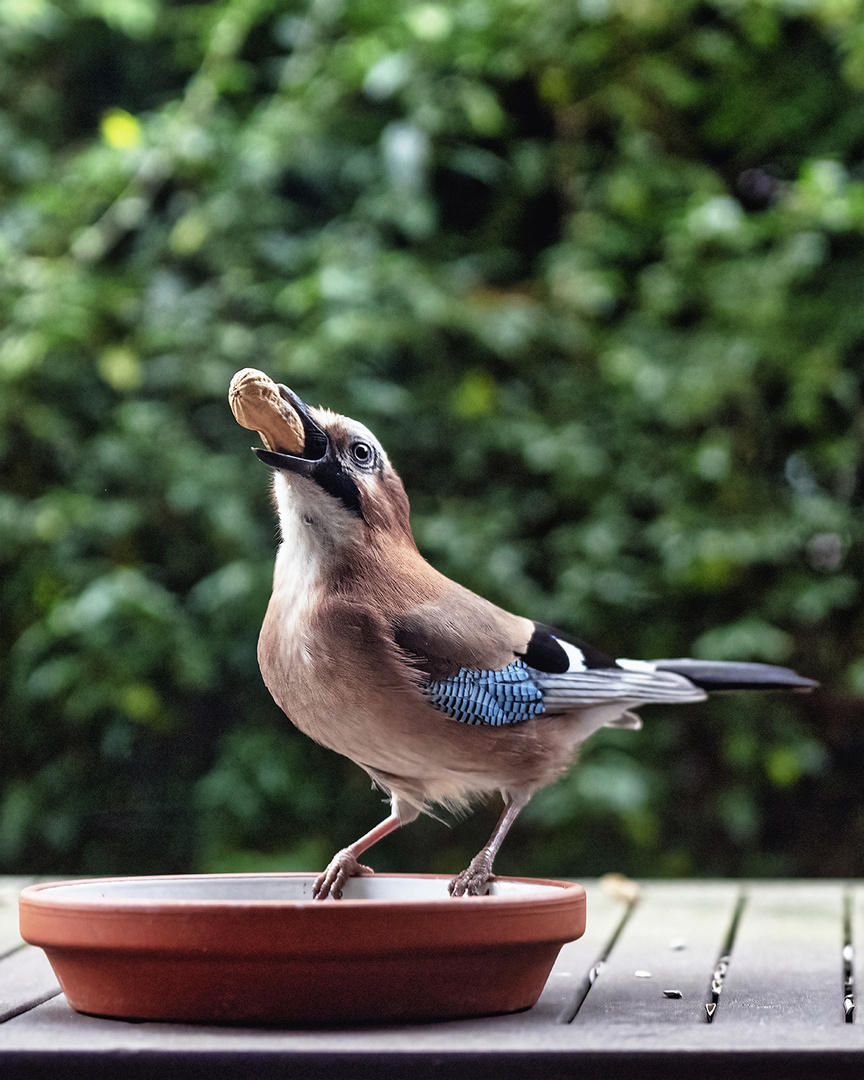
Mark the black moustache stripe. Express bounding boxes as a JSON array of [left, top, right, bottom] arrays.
[[312, 460, 364, 519]]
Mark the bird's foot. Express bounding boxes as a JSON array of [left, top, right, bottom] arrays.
[[313, 849, 374, 900], [448, 854, 496, 897]]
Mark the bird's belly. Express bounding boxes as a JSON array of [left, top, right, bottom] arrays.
[[265, 656, 590, 809], [258, 597, 608, 811]]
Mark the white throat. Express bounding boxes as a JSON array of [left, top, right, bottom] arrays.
[[271, 474, 324, 620]]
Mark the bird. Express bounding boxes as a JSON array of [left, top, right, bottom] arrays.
[[245, 380, 818, 899]]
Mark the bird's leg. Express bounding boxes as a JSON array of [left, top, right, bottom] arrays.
[[313, 811, 403, 900], [449, 798, 525, 897]]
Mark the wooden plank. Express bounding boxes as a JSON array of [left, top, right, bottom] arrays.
[[3, 993, 864, 1080], [718, 882, 845, 1027], [572, 880, 741, 1025], [528, 878, 635, 1021], [0, 880, 34, 958], [0, 947, 61, 1023]]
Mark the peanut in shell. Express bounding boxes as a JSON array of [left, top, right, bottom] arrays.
[[228, 368, 305, 454]]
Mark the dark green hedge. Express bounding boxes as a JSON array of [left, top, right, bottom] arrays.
[[2, 0, 863, 880]]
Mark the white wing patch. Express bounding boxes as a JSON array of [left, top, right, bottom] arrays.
[[557, 639, 587, 672], [616, 658, 658, 674]]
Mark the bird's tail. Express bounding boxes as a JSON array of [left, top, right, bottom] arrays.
[[654, 659, 818, 693]]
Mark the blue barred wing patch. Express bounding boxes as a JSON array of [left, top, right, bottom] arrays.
[[425, 659, 545, 726]]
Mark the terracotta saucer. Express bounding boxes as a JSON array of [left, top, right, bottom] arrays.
[[19, 873, 586, 1025]]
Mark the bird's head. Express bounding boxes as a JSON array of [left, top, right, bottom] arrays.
[[254, 385, 414, 551]]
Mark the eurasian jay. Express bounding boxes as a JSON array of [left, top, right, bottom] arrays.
[[246, 381, 817, 899]]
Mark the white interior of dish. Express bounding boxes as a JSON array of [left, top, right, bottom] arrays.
[[34, 875, 567, 904]]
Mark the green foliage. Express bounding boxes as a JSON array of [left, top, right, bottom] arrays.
[[2, 0, 863, 880]]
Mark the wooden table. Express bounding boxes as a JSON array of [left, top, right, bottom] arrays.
[[1, 877, 862, 1079]]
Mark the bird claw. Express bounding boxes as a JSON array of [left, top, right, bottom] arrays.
[[313, 849, 374, 900], [448, 856, 496, 897]]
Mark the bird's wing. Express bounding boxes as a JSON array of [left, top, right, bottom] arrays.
[[535, 659, 707, 711], [425, 656, 706, 726], [395, 605, 705, 726], [424, 660, 545, 726]]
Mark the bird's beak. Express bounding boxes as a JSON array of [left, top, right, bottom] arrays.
[[254, 386, 329, 475]]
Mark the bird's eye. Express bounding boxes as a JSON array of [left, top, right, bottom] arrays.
[[350, 441, 374, 467]]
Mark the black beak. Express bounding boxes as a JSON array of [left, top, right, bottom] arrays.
[[254, 386, 328, 473]]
